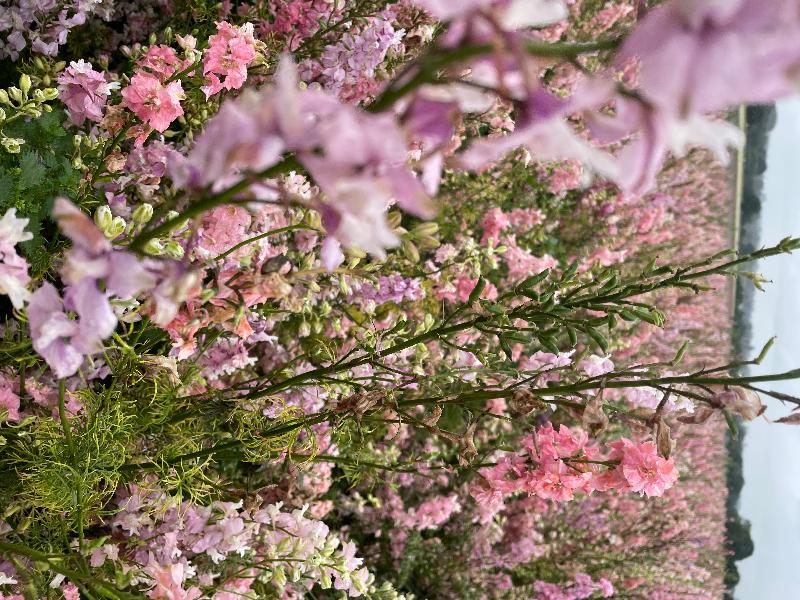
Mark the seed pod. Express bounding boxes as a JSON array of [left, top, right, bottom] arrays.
[[716, 386, 764, 421], [509, 388, 546, 416]]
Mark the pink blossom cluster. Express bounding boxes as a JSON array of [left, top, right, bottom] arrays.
[[201, 22, 257, 98], [534, 573, 615, 599], [27, 199, 195, 378], [173, 56, 434, 269], [121, 71, 185, 138], [471, 423, 678, 510]]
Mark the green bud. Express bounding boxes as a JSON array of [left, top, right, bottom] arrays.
[[320, 571, 332, 589], [338, 277, 352, 296], [33, 57, 45, 71], [0, 108, 5, 121], [8, 87, 23, 104], [345, 245, 366, 259], [107, 216, 127, 239], [43, 88, 59, 101], [132, 203, 154, 224], [94, 205, 113, 231], [163, 240, 185, 259], [412, 221, 439, 236], [33, 89, 45, 102], [273, 566, 287, 587], [54, 61, 67, 72], [401, 240, 419, 262], [144, 239, 165, 255], [387, 211, 403, 229], [0, 90, 8, 104], [19, 74, 32, 97]]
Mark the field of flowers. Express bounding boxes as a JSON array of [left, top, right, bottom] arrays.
[[1, 0, 799, 598]]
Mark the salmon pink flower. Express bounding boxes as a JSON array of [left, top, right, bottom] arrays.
[[607, 438, 679, 497], [137, 45, 186, 81], [201, 22, 257, 98], [121, 72, 184, 133]]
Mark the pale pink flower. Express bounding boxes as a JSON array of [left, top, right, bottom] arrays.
[[579, 355, 614, 377], [0, 208, 33, 309], [145, 560, 201, 600], [57, 60, 119, 125]]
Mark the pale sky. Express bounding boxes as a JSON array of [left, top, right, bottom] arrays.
[[736, 98, 800, 600]]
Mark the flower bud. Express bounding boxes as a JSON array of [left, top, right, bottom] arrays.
[[107, 216, 126, 239], [19, 74, 31, 97], [43, 88, 59, 101], [1, 137, 23, 153], [33, 89, 45, 102], [8, 87, 23, 104], [132, 203, 154, 224], [0, 90, 8, 104], [413, 222, 439, 236], [320, 571, 332, 589], [163, 241, 185, 259], [0, 108, 5, 122], [94, 205, 113, 231], [717, 386, 765, 421], [272, 566, 287, 587], [144, 239, 165, 255]]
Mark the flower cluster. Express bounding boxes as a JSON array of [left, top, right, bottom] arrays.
[[471, 423, 678, 511]]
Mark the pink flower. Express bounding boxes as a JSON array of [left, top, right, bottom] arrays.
[[480, 207, 510, 245], [121, 72, 184, 134], [137, 45, 186, 81], [608, 438, 679, 497], [0, 375, 20, 422], [201, 22, 257, 98], [145, 560, 201, 600], [57, 60, 119, 125]]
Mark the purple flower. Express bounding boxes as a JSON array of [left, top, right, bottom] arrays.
[[27, 199, 162, 378], [27, 283, 84, 379], [458, 83, 619, 182], [621, 0, 800, 116]]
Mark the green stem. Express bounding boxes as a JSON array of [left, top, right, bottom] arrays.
[[127, 156, 302, 252], [58, 380, 75, 459], [213, 224, 311, 262], [0, 541, 143, 600]]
